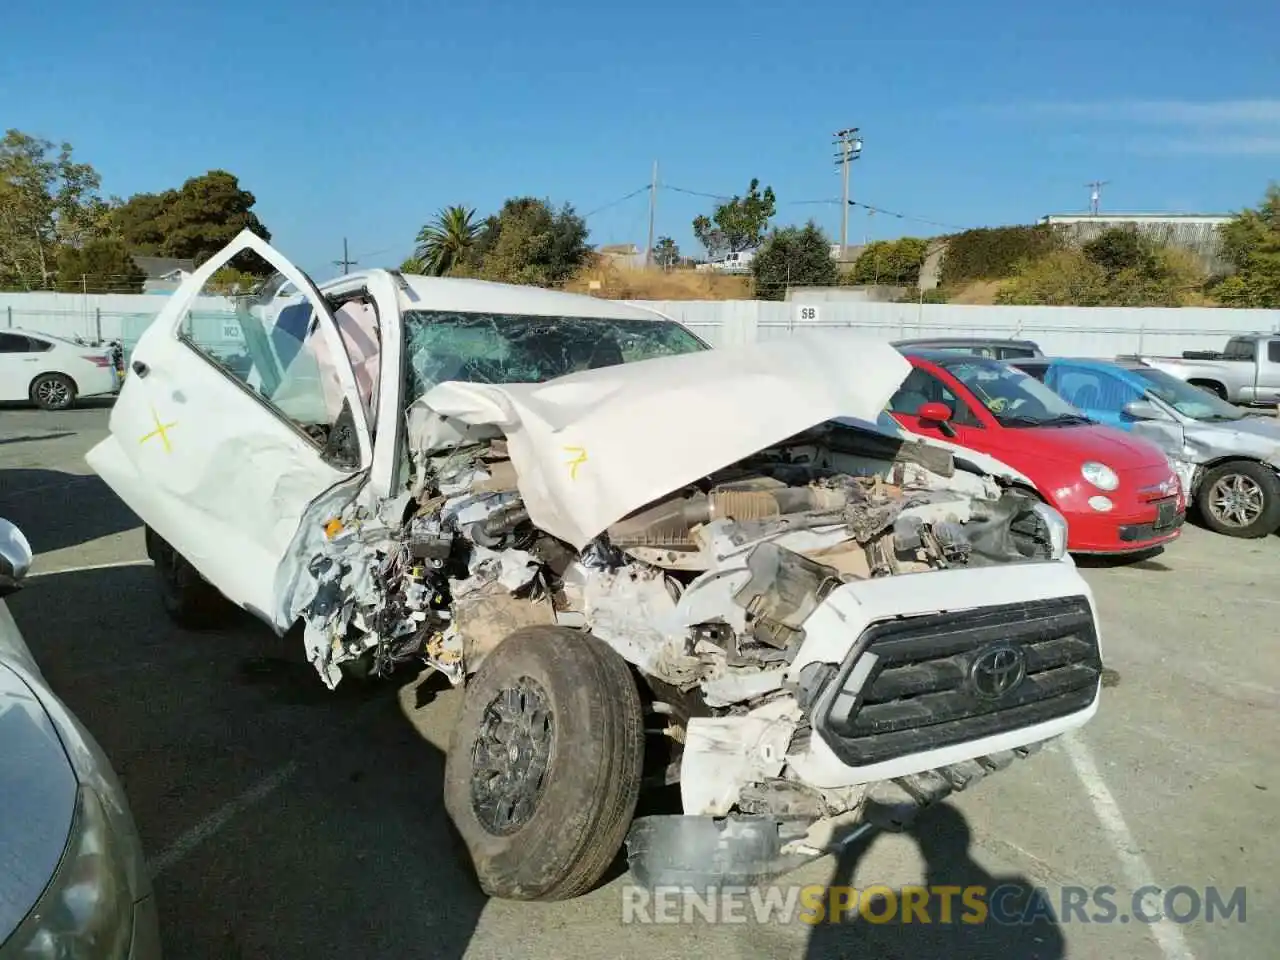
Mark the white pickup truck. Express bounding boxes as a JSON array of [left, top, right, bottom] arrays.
[[86, 230, 1103, 900], [1136, 333, 1280, 405]]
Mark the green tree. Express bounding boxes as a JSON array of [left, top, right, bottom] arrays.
[[463, 198, 591, 286], [693, 178, 776, 259], [0, 130, 109, 290], [939, 224, 1065, 286], [653, 236, 680, 269], [1082, 226, 1159, 276], [56, 237, 146, 293], [751, 221, 838, 300], [1213, 184, 1280, 308], [849, 237, 929, 285], [398, 255, 427, 274], [112, 170, 270, 267], [413, 205, 481, 276]]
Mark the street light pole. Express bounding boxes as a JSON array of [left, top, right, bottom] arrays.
[[833, 128, 863, 255]]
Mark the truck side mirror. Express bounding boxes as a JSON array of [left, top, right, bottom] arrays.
[[1122, 399, 1163, 421], [0, 518, 33, 598]]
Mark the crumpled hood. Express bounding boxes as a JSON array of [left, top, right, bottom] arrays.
[[1183, 414, 1280, 464], [411, 332, 913, 549], [1217, 414, 1280, 443]]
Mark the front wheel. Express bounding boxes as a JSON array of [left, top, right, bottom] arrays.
[[1196, 461, 1280, 538], [444, 625, 644, 901], [145, 527, 231, 627], [30, 373, 76, 410]]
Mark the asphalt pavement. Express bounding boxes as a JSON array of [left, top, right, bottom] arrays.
[[1, 402, 1276, 960]]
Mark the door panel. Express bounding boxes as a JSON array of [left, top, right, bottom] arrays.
[[887, 366, 986, 446], [86, 231, 371, 627]]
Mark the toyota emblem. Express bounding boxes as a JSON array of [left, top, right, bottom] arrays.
[[968, 643, 1027, 700]]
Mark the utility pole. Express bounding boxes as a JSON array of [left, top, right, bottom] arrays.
[[1086, 180, 1109, 216], [645, 160, 659, 268], [833, 128, 863, 255], [334, 237, 358, 275]]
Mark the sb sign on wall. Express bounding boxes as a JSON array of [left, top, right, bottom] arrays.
[[796, 305, 820, 322]]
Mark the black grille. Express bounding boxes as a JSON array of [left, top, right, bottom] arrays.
[[814, 595, 1101, 767]]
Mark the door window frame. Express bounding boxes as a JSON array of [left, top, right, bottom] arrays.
[[159, 231, 373, 471], [890, 363, 986, 428]]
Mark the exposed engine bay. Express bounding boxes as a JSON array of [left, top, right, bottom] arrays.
[[288, 420, 1054, 696]]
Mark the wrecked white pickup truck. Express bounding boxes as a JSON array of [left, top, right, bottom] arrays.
[[87, 231, 1103, 900]]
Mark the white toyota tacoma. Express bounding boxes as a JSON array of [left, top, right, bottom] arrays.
[[87, 231, 1103, 899]]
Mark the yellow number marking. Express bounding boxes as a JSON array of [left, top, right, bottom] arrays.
[[563, 445, 588, 480]]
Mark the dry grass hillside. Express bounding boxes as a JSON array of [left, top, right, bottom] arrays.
[[563, 262, 753, 300], [945, 280, 1006, 304]]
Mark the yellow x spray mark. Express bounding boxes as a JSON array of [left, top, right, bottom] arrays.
[[138, 406, 178, 453], [563, 445, 588, 480]]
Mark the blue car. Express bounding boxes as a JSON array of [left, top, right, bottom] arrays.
[[1009, 357, 1280, 539]]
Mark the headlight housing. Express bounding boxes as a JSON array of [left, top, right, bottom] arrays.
[[1031, 502, 1069, 560], [4, 786, 133, 958], [1081, 461, 1119, 491]]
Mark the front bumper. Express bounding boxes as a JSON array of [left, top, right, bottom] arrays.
[[1065, 497, 1185, 554], [626, 741, 1051, 889], [627, 561, 1105, 889]]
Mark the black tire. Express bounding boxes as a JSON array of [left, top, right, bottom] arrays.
[[444, 625, 644, 901], [145, 527, 231, 627], [30, 373, 76, 410], [1189, 380, 1228, 401], [1195, 460, 1280, 538]]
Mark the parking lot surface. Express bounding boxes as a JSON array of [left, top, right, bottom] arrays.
[[2, 403, 1277, 960]]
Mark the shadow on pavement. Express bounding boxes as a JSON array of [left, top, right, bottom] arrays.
[[0, 396, 117, 412], [7, 564, 488, 960], [0, 469, 140, 555], [0, 432, 75, 446], [804, 801, 1064, 959], [1073, 545, 1169, 570]]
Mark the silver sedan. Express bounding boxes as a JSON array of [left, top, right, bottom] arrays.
[[0, 518, 161, 958]]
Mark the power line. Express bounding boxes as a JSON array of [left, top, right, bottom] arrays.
[[581, 185, 650, 219], [660, 184, 733, 201], [788, 197, 967, 232]]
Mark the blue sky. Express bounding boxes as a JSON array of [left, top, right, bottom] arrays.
[[3, 0, 1278, 281]]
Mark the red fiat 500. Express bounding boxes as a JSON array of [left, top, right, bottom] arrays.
[[888, 350, 1185, 554]]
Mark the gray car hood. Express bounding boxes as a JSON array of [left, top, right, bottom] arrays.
[[0, 661, 76, 939], [1183, 414, 1280, 464]]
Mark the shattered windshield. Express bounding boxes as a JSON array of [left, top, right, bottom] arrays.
[[402, 310, 707, 397], [1130, 367, 1244, 422], [940, 358, 1087, 427]]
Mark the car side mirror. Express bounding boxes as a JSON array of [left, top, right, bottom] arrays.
[[0, 518, 33, 598], [1122, 399, 1163, 421], [917, 401, 956, 437], [918, 401, 953, 423]]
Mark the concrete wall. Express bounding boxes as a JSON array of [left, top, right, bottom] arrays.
[[4, 290, 1278, 360], [628, 299, 1280, 357]]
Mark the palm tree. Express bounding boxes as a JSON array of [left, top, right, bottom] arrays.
[[414, 205, 481, 276]]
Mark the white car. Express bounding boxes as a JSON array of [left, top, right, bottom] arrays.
[[86, 230, 1103, 900], [0, 329, 121, 410]]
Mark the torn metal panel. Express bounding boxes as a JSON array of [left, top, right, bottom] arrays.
[[680, 705, 800, 816]]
